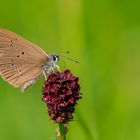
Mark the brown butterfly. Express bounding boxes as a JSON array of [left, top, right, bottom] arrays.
[[0, 29, 59, 91]]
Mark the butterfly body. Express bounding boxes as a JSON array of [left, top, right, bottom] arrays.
[[0, 29, 59, 91]]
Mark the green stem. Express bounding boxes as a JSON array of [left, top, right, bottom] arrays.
[[58, 123, 66, 140]]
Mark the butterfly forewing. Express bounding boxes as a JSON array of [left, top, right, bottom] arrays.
[[0, 29, 49, 89]]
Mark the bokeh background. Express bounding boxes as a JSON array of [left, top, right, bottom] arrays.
[[0, 0, 140, 140]]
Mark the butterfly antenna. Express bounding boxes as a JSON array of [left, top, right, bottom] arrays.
[[57, 51, 70, 55], [61, 55, 79, 64], [55, 51, 79, 63]]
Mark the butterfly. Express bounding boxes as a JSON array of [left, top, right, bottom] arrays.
[[0, 29, 59, 91]]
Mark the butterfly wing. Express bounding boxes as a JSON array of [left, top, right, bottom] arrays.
[[0, 29, 49, 90]]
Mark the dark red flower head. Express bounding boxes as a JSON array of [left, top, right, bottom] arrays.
[[42, 69, 81, 123]]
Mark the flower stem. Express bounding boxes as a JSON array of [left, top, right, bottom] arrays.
[[58, 123, 66, 140]]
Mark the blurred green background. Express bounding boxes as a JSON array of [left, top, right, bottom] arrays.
[[0, 0, 140, 140]]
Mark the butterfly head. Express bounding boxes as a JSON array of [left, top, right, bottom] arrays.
[[50, 54, 59, 62]]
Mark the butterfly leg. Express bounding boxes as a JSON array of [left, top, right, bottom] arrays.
[[43, 70, 47, 80], [54, 64, 60, 72]]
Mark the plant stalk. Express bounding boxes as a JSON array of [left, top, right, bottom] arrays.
[[58, 123, 66, 140]]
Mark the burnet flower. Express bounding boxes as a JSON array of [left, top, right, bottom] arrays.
[[42, 69, 81, 123]]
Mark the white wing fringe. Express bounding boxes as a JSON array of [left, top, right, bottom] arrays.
[[20, 79, 36, 92]]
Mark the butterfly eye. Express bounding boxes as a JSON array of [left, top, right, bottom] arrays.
[[52, 56, 57, 61]]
